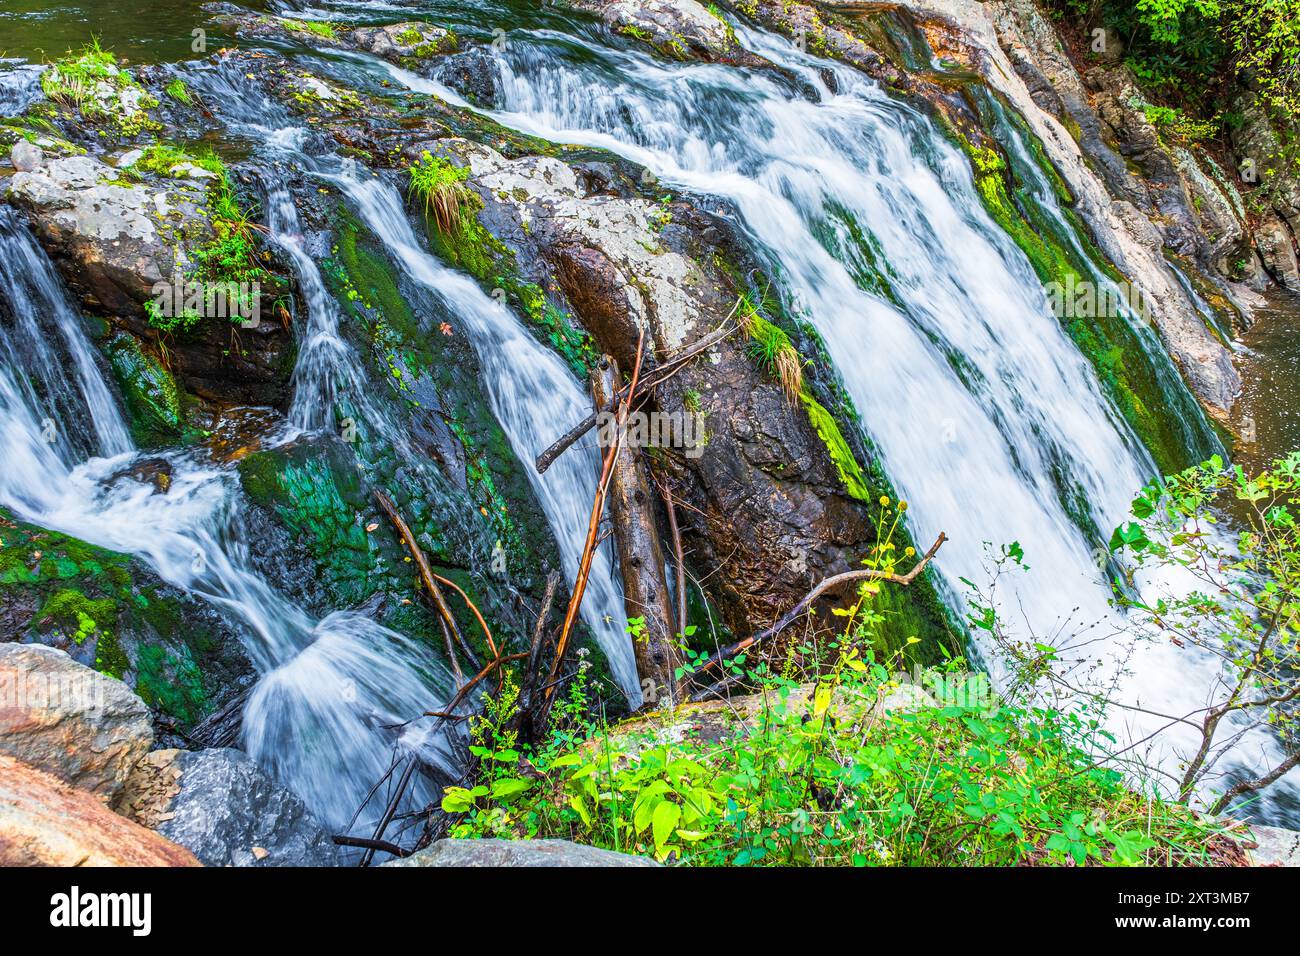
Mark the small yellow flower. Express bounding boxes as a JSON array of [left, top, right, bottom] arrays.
[[879, 495, 890, 507], [898, 500, 908, 512], [905, 546, 915, 557]]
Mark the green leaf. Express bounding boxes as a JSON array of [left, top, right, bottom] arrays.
[[652, 800, 681, 853]]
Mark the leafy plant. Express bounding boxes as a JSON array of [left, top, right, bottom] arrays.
[[407, 151, 473, 236]]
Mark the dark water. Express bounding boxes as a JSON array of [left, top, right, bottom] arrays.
[[1234, 295, 1300, 473], [0, 0, 261, 63]]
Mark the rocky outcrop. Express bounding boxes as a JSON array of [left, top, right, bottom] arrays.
[[0, 643, 153, 804], [3, 149, 293, 407], [384, 837, 660, 867], [418, 137, 904, 636], [0, 753, 200, 866], [6, 154, 206, 315], [125, 748, 340, 867], [209, 11, 458, 72], [563, 0, 760, 66]]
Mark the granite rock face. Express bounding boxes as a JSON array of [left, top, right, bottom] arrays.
[[0, 643, 153, 804]]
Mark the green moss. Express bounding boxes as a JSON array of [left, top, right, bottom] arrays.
[[799, 392, 872, 502], [282, 18, 338, 40], [104, 333, 182, 445], [135, 644, 206, 726]]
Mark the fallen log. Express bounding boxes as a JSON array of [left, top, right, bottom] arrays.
[[593, 356, 681, 708]]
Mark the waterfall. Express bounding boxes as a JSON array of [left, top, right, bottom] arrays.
[[330, 172, 640, 704], [0, 204, 459, 835], [359, 21, 1296, 811], [181, 57, 641, 705]]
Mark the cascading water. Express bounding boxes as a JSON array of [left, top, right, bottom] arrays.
[[180, 56, 641, 705], [0, 205, 459, 837], [352, 18, 1297, 813], [331, 171, 641, 704]]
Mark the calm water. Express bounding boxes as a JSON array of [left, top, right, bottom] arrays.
[[1234, 296, 1300, 472], [0, 0, 261, 63]]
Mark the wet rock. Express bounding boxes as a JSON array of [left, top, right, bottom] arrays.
[[9, 139, 42, 172], [0, 753, 200, 866], [141, 748, 340, 867], [1245, 824, 1300, 867], [351, 22, 458, 62], [421, 138, 898, 635], [0, 643, 153, 803], [438, 47, 501, 107], [564, 0, 764, 66], [384, 838, 660, 867], [104, 457, 174, 495]]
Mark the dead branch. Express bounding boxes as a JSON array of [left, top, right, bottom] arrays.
[[515, 572, 561, 740], [544, 330, 647, 699], [691, 532, 948, 681], [534, 323, 733, 474], [375, 490, 479, 677]]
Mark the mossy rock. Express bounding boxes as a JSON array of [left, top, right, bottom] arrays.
[[0, 508, 251, 730]]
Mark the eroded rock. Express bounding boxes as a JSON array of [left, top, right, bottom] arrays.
[[0, 643, 153, 804], [0, 753, 200, 866]]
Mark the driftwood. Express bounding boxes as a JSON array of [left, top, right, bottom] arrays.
[[544, 330, 647, 700], [593, 356, 681, 708], [690, 532, 949, 688], [534, 323, 734, 474]]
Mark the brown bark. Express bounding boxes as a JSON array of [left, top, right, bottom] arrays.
[[592, 357, 682, 708]]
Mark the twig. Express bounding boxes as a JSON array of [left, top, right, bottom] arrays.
[[545, 331, 647, 698], [375, 490, 480, 677], [692, 532, 948, 679], [660, 483, 688, 639], [534, 323, 733, 474], [333, 835, 412, 858]]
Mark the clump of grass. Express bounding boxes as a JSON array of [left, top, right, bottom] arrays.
[[40, 38, 157, 135], [129, 141, 223, 179], [283, 18, 338, 40], [740, 296, 803, 403], [164, 77, 193, 106], [407, 151, 473, 235]]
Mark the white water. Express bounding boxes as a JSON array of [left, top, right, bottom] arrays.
[[179, 59, 639, 704], [0, 205, 459, 837], [331, 172, 640, 704], [360, 22, 1298, 812]]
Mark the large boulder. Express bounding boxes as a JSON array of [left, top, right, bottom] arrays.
[[384, 838, 660, 867], [6, 154, 206, 315], [128, 748, 340, 867], [4, 154, 293, 406], [424, 137, 902, 637], [0, 643, 153, 804], [564, 0, 743, 63], [0, 753, 199, 866]]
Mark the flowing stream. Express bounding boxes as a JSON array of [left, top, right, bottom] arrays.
[[350, 15, 1296, 813], [3, 1, 1297, 828]]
